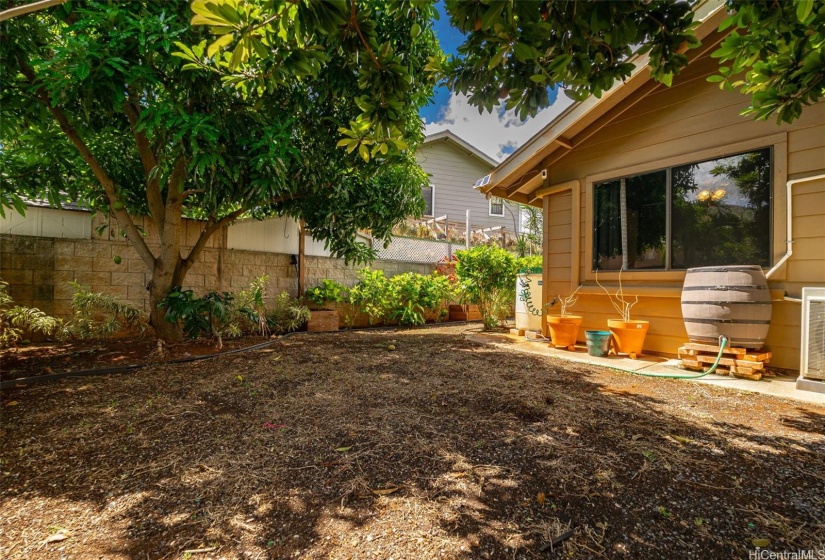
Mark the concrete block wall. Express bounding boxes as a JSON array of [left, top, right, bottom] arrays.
[[0, 234, 435, 320]]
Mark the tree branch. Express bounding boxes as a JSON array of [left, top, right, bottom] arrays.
[[180, 206, 247, 278], [0, 0, 66, 22], [181, 194, 297, 277], [18, 56, 156, 269], [123, 99, 165, 233], [350, 1, 381, 69]]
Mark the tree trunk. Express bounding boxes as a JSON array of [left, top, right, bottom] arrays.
[[148, 257, 184, 343], [147, 162, 188, 343]]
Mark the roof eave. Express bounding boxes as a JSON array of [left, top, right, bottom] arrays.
[[422, 130, 498, 168]]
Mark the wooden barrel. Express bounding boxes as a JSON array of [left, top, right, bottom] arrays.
[[680, 265, 772, 350]]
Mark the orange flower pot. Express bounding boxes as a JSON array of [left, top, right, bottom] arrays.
[[607, 319, 649, 359], [546, 315, 582, 350]]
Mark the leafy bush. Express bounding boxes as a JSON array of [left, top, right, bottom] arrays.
[[419, 272, 456, 322], [159, 287, 237, 342], [383, 272, 456, 326], [348, 268, 391, 326], [516, 255, 542, 273], [0, 279, 61, 347], [235, 275, 271, 336], [305, 279, 347, 308], [266, 292, 311, 335], [160, 277, 310, 343], [387, 273, 425, 326], [455, 246, 517, 330], [61, 281, 147, 339]]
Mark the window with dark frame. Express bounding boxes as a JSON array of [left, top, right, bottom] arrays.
[[421, 184, 434, 216], [592, 147, 772, 271], [489, 196, 504, 216]]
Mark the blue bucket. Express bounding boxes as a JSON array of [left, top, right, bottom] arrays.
[[585, 330, 611, 357]]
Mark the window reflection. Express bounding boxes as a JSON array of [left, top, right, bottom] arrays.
[[671, 148, 771, 268], [593, 171, 667, 270], [592, 148, 772, 271]]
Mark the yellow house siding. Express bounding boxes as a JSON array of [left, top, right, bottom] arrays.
[[545, 191, 572, 300], [534, 50, 824, 371]]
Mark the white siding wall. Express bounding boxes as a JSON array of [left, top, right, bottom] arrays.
[[0, 207, 91, 239], [227, 216, 371, 257], [227, 216, 301, 254], [417, 140, 519, 232]]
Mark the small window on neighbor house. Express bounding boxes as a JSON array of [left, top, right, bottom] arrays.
[[489, 197, 504, 217], [421, 184, 434, 216]]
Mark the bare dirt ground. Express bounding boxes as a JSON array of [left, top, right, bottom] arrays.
[[1, 324, 823, 559]]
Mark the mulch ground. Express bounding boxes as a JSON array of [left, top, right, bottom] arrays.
[[0, 336, 270, 382], [1, 324, 823, 559]]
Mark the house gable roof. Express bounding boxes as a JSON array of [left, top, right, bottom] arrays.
[[480, 0, 728, 205], [422, 129, 498, 168]]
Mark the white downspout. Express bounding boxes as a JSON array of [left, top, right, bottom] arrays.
[[765, 173, 825, 280]]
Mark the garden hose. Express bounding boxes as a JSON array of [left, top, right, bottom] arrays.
[[517, 273, 547, 317], [597, 335, 730, 380]]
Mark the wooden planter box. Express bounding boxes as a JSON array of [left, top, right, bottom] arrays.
[[448, 304, 481, 322], [307, 309, 339, 332]]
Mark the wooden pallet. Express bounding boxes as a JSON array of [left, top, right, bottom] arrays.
[[678, 342, 773, 381]]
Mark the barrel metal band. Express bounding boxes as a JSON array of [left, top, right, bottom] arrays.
[[685, 266, 763, 273], [681, 285, 768, 291], [683, 318, 772, 325], [681, 300, 772, 305]]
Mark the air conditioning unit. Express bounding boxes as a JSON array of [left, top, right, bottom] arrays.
[[797, 287, 825, 393]]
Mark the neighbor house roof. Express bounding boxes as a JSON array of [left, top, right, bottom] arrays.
[[479, 0, 727, 204], [22, 197, 90, 212], [422, 130, 498, 168]]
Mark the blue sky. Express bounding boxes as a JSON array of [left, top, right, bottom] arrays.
[[418, 1, 463, 124], [420, 1, 571, 162]]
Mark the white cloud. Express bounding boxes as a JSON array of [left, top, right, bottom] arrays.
[[422, 92, 574, 162]]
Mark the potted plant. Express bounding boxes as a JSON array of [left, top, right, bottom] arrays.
[[305, 279, 345, 332], [596, 270, 648, 359], [545, 287, 582, 350]]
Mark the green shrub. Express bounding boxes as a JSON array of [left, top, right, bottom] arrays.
[[305, 279, 347, 308], [387, 273, 425, 326], [516, 255, 542, 273], [235, 275, 271, 336], [455, 245, 517, 330], [0, 279, 61, 347], [419, 272, 456, 322], [348, 268, 391, 326], [313, 268, 457, 328], [160, 277, 309, 342], [266, 292, 310, 335], [61, 281, 146, 339], [159, 287, 237, 342]]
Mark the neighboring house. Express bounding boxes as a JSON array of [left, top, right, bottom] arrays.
[[0, 199, 91, 239], [417, 130, 521, 235], [477, 1, 824, 372]]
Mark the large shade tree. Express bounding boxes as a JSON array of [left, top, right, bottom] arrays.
[[0, 0, 439, 341], [440, 0, 825, 124]]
